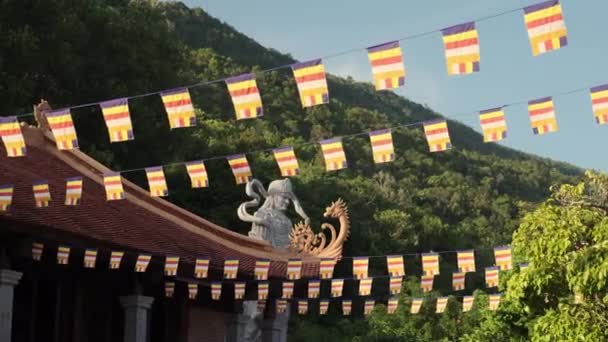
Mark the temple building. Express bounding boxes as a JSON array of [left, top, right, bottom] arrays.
[[0, 103, 326, 342]]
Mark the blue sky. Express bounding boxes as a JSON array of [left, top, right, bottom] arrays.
[[179, 0, 607, 171]]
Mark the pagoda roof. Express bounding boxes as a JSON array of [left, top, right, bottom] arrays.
[[0, 122, 320, 278]]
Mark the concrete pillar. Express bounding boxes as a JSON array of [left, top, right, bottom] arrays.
[[261, 309, 289, 342], [119, 295, 154, 342], [0, 269, 22, 342]]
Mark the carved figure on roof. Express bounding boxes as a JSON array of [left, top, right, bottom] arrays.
[[237, 178, 310, 248]]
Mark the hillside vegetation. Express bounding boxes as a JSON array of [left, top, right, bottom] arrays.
[[0, 1, 589, 340]]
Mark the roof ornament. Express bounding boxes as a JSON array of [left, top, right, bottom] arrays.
[[237, 178, 349, 258]]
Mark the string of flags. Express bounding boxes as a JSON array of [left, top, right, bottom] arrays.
[[29, 239, 515, 316], [0, 1, 586, 146], [28, 239, 522, 301]]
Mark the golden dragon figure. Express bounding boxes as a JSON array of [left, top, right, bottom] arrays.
[[288, 198, 350, 258]]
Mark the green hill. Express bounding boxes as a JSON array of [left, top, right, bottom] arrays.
[[0, 1, 583, 340]]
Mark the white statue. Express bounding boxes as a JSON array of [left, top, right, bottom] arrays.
[[238, 178, 310, 248]]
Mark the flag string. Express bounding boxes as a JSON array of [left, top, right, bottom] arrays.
[[9, 2, 557, 119]]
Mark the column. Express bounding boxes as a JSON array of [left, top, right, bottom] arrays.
[[261, 309, 289, 342], [119, 295, 154, 342], [0, 269, 23, 342]]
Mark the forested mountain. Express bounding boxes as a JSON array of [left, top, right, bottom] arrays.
[[0, 1, 591, 340]]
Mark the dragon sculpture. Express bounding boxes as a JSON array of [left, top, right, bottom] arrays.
[[288, 198, 350, 258]]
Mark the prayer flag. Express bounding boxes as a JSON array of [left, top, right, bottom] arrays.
[[386, 255, 405, 277], [99, 98, 134, 142], [195, 258, 209, 278], [135, 254, 151, 272], [387, 297, 399, 314], [494, 246, 513, 270], [528, 97, 558, 135], [485, 266, 500, 288], [319, 299, 329, 315], [57, 245, 70, 265], [64, 177, 83, 206], [211, 282, 222, 300], [342, 299, 352, 315], [367, 41, 406, 90], [441, 22, 480, 75], [462, 296, 474, 312], [452, 272, 466, 291], [292, 59, 329, 107], [258, 281, 269, 300], [234, 282, 246, 299], [423, 120, 452, 152], [331, 279, 344, 297], [359, 278, 373, 296], [524, 0, 568, 56], [320, 138, 347, 171], [273, 147, 299, 177], [308, 280, 320, 299], [421, 275, 434, 293], [257, 300, 266, 313], [224, 259, 239, 279], [410, 298, 423, 314], [352, 256, 369, 279], [364, 300, 375, 315], [298, 300, 308, 315], [46, 108, 79, 150], [103, 172, 125, 201], [145, 166, 168, 197], [165, 282, 175, 298], [287, 258, 302, 280], [320, 258, 336, 279], [188, 283, 198, 299], [32, 242, 44, 261], [83, 249, 97, 268], [32, 181, 51, 208], [276, 299, 288, 313], [226, 73, 263, 120], [0, 184, 14, 211], [164, 256, 179, 276], [421, 252, 440, 276], [590, 84, 608, 125], [254, 259, 271, 280], [160, 87, 196, 129], [369, 129, 395, 164], [109, 251, 124, 269], [457, 250, 476, 273], [436, 297, 449, 313], [389, 276, 402, 294], [479, 108, 508, 142], [489, 293, 502, 310], [0, 116, 26, 157], [227, 154, 252, 185], [282, 281, 294, 299], [186, 161, 209, 188]]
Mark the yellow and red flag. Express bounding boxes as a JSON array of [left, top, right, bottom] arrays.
[[421, 275, 434, 293], [352, 257, 369, 279], [367, 41, 406, 90], [320, 138, 347, 171], [590, 84, 608, 125], [436, 297, 449, 313], [386, 255, 405, 277], [46, 108, 79, 150], [83, 249, 97, 268], [423, 120, 451, 152], [359, 278, 373, 296], [389, 276, 402, 295], [65, 177, 83, 206], [489, 294, 502, 310], [165, 282, 175, 298], [135, 254, 151, 272], [194, 258, 209, 278], [528, 97, 558, 135], [273, 147, 299, 177], [298, 300, 308, 315], [387, 297, 399, 314], [457, 250, 476, 273], [421, 253, 440, 276], [364, 300, 375, 315], [258, 281, 269, 300], [291, 59, 329, 107], [369, 129, 395, 164], [0, 184, 14, 211], [32, 242, 44, 261], [441, 22, 480, 75], [164, 256, 180, 276], [32, 181, 51, 208], [0, 116, 26, 157], [342, 299, 352, 315], [479, 108, 508, 143], [282, 281, 294, 299], [331, 279, 344, 297], [462, 296, 474, 312], [234, 282, 246, 299], [452, 272, 466, 291], [308, 280, 320, 299], [211, 282, 222, 300], [254, 259, 271, 280], [109, 251, 124, 269], [494, 246, 513, 270], [227, 154, 252, 185], [160, 87, 196, 129], [320, 258, 336, 279], [224, 259, 239, 279], [287, 258, 302, 280], [145, 166, 168, 197], [485, 266, 500, 288], [100, 98, 134, 143], [319, 299, 329, 315], [186, 161, 209, 188], [226, 73, 263, 120], [410, 298, 423, 314], [523, 0, 568, 56], [57, 245, 70, 265], [103, 172, 125, 201], [188, 283, 198, 299]]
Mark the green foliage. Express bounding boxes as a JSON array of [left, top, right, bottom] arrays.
[[0, 1, 597, 340]]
